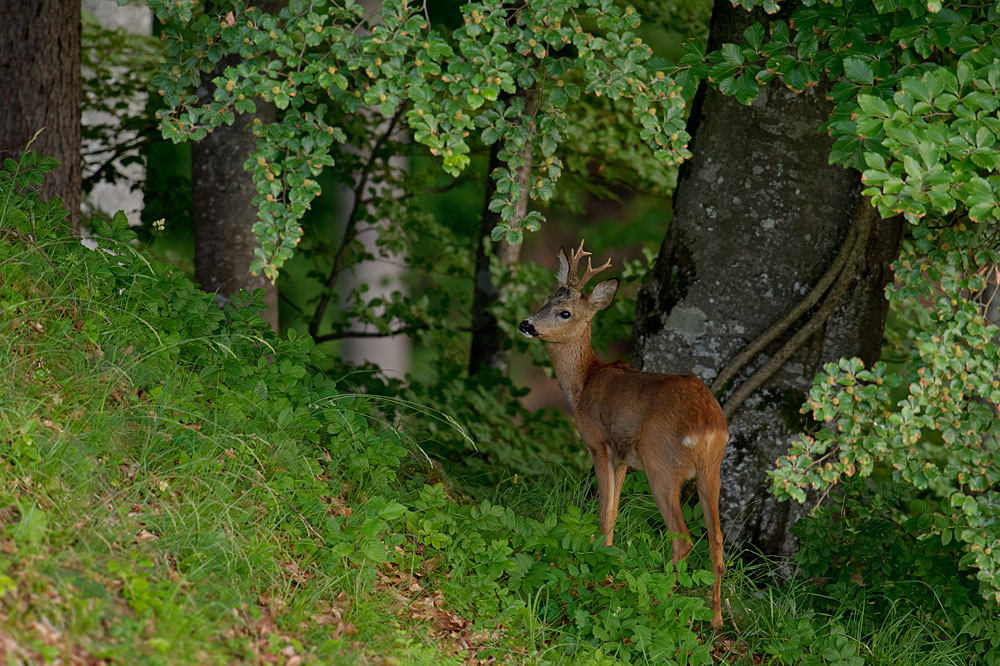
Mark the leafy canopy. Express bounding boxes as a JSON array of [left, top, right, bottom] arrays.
[[148, 0, 691, 280]]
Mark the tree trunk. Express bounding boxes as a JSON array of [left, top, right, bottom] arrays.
[[0, 0, 82, 232], [469, 90, 537, 376], [81, 0, 151, 227], [632, 0, 903, 559], [191, 2, 283, 333], [339, 0, 411, 379]]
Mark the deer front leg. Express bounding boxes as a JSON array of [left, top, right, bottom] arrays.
[[589, 444, 619, 546], [607, 462, 627, 545]]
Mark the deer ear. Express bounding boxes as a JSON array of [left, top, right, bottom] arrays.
[[556, 247, 570, 285], [590, 278, 619, 310]]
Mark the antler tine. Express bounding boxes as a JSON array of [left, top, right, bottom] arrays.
[[564, 240, 611, 290], [578, 255, 613, 290]]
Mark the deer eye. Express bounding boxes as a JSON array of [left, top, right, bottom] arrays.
[[559, 310, 571, 319]]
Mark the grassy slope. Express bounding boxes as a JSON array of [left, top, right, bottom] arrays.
[[0, 213, 517, 663], [0, 158, 986, 665]]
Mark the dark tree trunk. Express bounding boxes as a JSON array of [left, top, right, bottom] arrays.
[[632, 0, 903, 559], [0, 0, 82, 232], [469, 141, 522, 376], [468, 89, 537, 377], [191, 3, 283, 333]]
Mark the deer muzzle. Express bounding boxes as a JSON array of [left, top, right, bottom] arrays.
[[519, 319, 539, 338]]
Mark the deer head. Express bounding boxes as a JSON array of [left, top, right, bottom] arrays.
[[519, 241, 619, 344]]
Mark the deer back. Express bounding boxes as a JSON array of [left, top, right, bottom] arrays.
[[575, 363, 728, 472]]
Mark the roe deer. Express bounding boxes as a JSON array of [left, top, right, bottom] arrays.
[[518, 241, 729, 627]]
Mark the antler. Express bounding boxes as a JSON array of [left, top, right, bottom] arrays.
[[557, 240, 612, 290]]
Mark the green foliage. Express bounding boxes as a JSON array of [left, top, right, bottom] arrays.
[[771, 227, 1000, 601], [148, 0, 691, 280], [656, 0, 1000, 605], [406, 486, 717, 664], [0, 150, 432, 661], [402, 364, 588, 484], [0, 149, 730, 664], [666, 0, 1000, 226], [785, 478, 1000, 665], [81, 9, 162, 195], [794, 480, 981, 617]]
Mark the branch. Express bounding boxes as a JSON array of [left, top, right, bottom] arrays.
[[313, 324, 426, 343], [309, 107, 404, 338], [278, 290, 306, 318], [313, 322, 471, 343], [719, 197, 877, 422]]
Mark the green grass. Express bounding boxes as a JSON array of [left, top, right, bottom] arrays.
[[0, 244, 521, 664], [1, 153, 994, 665]]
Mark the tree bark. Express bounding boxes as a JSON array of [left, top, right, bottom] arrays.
[[191, 2, 283, 333], [469, 90, 537, 376], [0, 0, 82, 232], [632, 0, 904, 559]]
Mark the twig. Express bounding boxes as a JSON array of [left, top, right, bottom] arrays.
[[719, 197, 876, 421], [313, 324, 427, 343], [309, 107, 404, 337], [313, 322, 474, 343]]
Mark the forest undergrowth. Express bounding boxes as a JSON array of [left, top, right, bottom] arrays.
[[1, 153, 994, 665]]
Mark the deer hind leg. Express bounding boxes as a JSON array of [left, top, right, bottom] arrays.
[[645, 462, 691, 564], [696, 457, 725, 628]]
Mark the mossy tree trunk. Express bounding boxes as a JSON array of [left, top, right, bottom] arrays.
[[0, 0, 82, 232], [632, 0, 904, 559]]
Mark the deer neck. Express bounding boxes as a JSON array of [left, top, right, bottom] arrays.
[[544, 323, 600, 413]]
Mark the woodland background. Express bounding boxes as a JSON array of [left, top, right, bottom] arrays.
[[1, 0, 999, 664]]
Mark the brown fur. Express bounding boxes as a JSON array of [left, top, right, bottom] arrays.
[[519, 243, 729, 628]]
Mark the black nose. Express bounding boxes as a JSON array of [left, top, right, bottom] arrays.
[[519, 320, 538, 337]]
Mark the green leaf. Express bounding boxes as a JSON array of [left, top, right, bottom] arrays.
[[378, 500, 406, 522], [94, 218, 114, 238], [743, 23, 765, 52], [843, 56, 874, 85], [722, 73, 760, 105], [857, 94, 892, 117], [721, 43, 744, 66]]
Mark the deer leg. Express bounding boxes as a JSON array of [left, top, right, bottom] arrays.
[[591, 446, 618, 546], [602, 463, 628, 546], [696, 462, 725, 628], [645, 464, 691, 564]]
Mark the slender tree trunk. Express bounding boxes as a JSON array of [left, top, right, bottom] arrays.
[[191, 2, 283, 333], [632, 0, 903, 559], [339, 0, 411, 378], [0, 0, 82, 232], [469, 90, 538, 376], [81, 0, 151, 227]]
